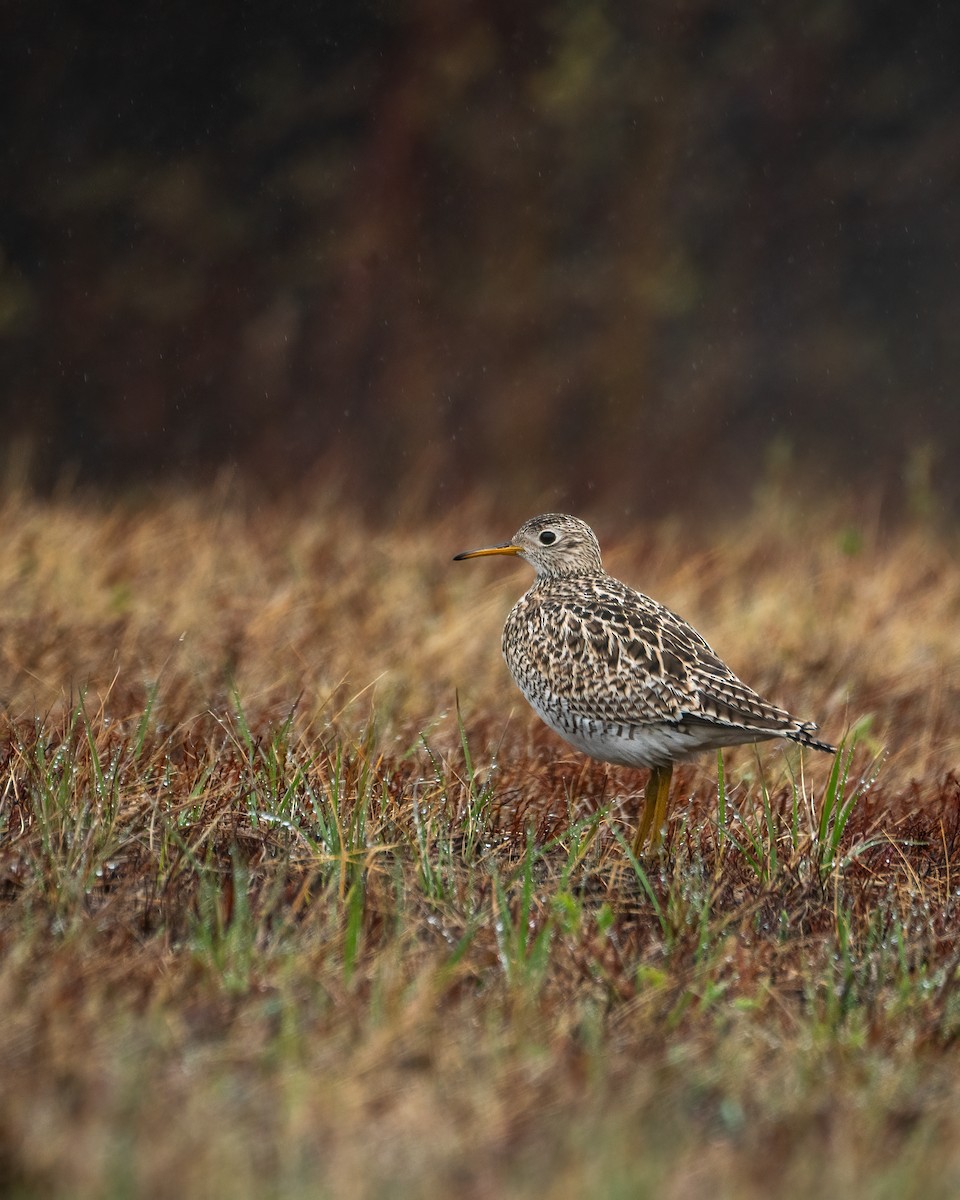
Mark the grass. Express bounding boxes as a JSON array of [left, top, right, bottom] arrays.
[[1, 484, 959, 1198]]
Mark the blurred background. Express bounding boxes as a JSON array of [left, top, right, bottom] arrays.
[[1, 0, 957, 519]]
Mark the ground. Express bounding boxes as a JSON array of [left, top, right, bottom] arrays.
[[1, 485, 958, 1199]]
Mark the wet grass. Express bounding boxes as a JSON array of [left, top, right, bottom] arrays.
[[0, 486, 959, 1198]]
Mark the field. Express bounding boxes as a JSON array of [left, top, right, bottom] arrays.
[[1, 484, 959, 1199]]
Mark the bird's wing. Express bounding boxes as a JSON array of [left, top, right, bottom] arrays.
[[525, 577, 800, 734]]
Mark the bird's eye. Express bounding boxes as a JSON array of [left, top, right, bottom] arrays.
[[539, 530, 557, 545]]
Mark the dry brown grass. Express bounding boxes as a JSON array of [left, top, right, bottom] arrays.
[[1, 484, 959, 1199]]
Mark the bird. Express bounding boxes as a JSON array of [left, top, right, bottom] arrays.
[[453, 513, 835, 856]]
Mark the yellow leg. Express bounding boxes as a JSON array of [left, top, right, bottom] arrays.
[[631, 764, 674, 857], [651, 763, 672, 848]]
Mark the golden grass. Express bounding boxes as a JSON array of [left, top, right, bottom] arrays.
[[1, 484, 959, 1198]]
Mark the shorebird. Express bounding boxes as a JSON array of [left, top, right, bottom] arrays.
[[454, 514, 835, 855]]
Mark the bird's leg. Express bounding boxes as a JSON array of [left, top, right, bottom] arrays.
[[631, 764, 674, 857], [650, 763, 673, 849]]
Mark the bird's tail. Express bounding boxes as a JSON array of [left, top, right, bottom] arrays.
[[789, 721, 837, 755]]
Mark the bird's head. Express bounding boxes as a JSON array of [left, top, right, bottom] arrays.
[[453, 513, 605, 579]]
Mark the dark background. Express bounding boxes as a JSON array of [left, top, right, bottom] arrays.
[[2, 0, 958, 517]]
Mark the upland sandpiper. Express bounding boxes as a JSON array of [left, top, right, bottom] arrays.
[[454, 514, 835, 855]]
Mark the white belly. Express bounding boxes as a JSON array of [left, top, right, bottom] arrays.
[[529, 697, 705, 770]]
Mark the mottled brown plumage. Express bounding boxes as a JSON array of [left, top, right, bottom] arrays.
[[454, 513, 835, 853]]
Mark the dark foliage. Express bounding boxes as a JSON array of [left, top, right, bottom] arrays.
[[2, 1, 959, 513]]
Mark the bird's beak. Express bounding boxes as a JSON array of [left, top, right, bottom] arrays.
[[453, 542, 521, 562]]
